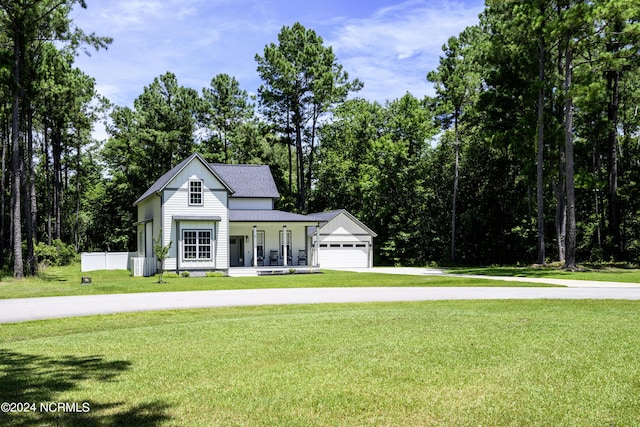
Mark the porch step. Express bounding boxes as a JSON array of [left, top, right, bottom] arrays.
[[227, 268, 259, 277], [228, 266, 320, 277]]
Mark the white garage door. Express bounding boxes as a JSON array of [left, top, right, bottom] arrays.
[[319, 243, 369, 268]]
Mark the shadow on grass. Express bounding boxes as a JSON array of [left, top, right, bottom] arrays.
[[0, 349, 171, 426], [447, 266, 575, 278], [35, 271, 68, 282]]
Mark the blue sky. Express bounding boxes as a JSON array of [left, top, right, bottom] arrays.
[[71, 0, 484, 111]]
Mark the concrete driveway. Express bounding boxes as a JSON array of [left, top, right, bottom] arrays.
[[2, 285, 640, 324]]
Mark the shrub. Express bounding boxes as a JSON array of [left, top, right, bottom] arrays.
[[34, 239, 77, 266], [205, 271, 224, 277], [181, 271, 191, 277], [163, 272, 180, 279]]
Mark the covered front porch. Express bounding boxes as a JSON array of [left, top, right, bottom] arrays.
[[228, 209, 322, 269]]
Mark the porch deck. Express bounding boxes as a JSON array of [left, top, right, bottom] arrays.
[[228, 265, 321, 277]]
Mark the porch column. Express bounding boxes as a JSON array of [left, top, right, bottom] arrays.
[[252, 226, 258, 267], [315, 223, 320, 267], [283, 225, 288, 267]]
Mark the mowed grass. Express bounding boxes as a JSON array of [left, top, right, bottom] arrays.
[[1, 300, 640, 426], [0, 265, 551, 300], [447, 265, 640, 283]]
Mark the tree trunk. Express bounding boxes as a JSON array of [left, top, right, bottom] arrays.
[[554, 31, 566, 264], [536, 33, 546, 265], [11, 36, 24, 279], [592, 147, 602, 250], [563, 42, 577, 270], [286, 112, 293, 197], [0, 113, 7, 268], [75, 135, 81, 251], [606, 68, 621, 258], [295, 121, 306, 213], [53, 127, 62, 240], [44, 116, 52, 245], [306, 104, 320, 207], [451, 113, 459, 264], [24, 107, 37, 275]]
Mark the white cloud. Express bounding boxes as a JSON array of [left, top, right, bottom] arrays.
[[72, 0, 484, 112], [327, 0, 483, 102]]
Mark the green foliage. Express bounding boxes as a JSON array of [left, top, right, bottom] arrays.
[[180, 271, 190, 278], [256, 22, 362, 212], [5, 3, 640, 273], [152, 230, 172, 284], [205, 271, 225, 278], [312, 94, 442, 265], [200, 73, 255, 163], [33, 239, 77, 266]]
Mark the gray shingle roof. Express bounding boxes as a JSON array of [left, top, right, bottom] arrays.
[[133, 153, 233, 206], [134, 155, 194, 205], [309, 209, 344, 223], [133, 153, 280, 206], [210, 164, 280, 199], [229, 210, 322, 223], [307, 209, 378, 237]]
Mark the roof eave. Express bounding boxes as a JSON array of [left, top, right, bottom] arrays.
[[133, 153, 235, 206]]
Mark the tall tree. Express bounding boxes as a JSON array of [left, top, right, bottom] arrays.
[[134, 72, 198, 172], [313, 95, 439, 265], [256, 22, 361, 213], [427, 27, 481, 263], [200, 73, 254, 163], [555, 0, 593, 269], [101, 73, 199, 251], [0, 0, 109, 277]]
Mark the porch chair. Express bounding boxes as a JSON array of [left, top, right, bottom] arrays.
[[298, 250, 307, 266], [269, 250, 278, 266], [256, 249, 264, 266]]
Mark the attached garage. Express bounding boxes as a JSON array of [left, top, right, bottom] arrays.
[[308, 210, 377, 269]]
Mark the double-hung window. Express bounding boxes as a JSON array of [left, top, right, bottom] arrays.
[[183, 230, 212, 260], [255, 230, 265, 258], [189, 180, 203, 205], [279, 230, 292, 258]]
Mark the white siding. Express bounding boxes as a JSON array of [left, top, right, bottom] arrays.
[[166, 160, 228, 193], [320, 214, 371, 242], [162, 161, 229, 270], [229, 198, 274, 210], [136, 195, 161, 258]]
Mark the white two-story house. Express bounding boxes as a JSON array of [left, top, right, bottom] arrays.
[[131, 152, 376, 276]]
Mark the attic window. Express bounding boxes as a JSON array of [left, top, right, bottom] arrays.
[[189, 180, 203, 205]]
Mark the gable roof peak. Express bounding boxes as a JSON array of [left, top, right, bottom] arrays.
[[133, 152, 232, 206]]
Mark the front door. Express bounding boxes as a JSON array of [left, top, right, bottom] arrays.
[[229, 236, 244, 267]]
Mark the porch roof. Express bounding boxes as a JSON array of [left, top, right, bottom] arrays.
[[229, 209, 321, 223]]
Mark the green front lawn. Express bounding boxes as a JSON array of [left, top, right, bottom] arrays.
[[447, 265, 640, 283], [1, 300, 639, 426], [0, 264, 551, 300]]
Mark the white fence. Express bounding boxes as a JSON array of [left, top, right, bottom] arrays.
[[81, 252, 135, 272]]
